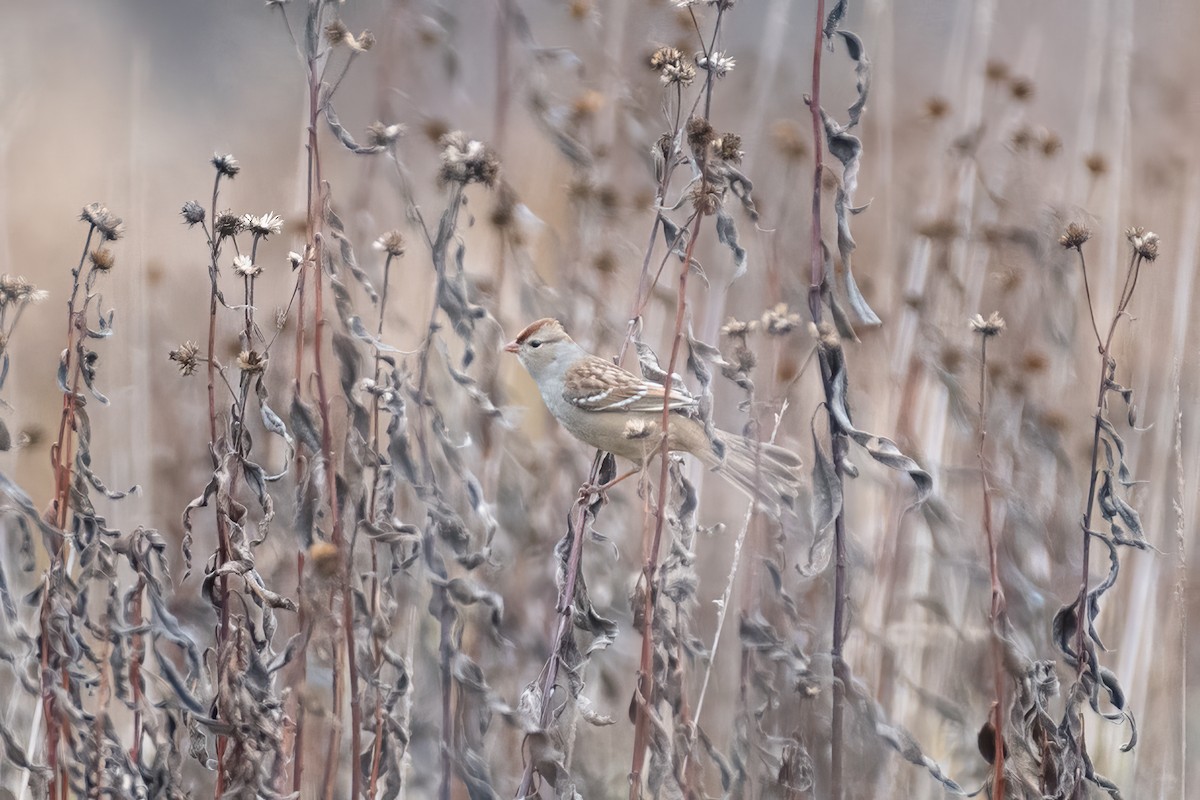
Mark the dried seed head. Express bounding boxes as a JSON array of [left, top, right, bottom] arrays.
[[714, 133, 743, 163], [969, 311, 1006, 337], [308, 541, 341, 578], [243, 212, 283, 239], [0, 275, 48, 306], [660, 59, 696, 86], [1040, 131, 1062, 157], [1008, 76, 1034, 101], [650, 46, 684, 72], [214, 211, 244, 239], [761, 303, 801, 336], [771, 121, 808, 161], [686, 116, 715, 152], [696, 50, 735, 78], [568, 0, 592, 19], [180, 201, 206, 228], [80, 203, 125, 241], [1010, 126, 1034, 151], [365, 121, 405, 147], [915, 217, 959, 241], [689, 182, 721, 216], [373, 230, 406, 257], [593, 249, 618, 274], [570, 89, 605, 122], [232, 255, 261, 277], [237, 349, 268, 374], [985, 60, 1009, 82], [924, 96, 950, 119], [168, 341, 201, 377], [812, 321, 841, 352], [325, 19, 350, 46], [437, 131, 500, 187], [1084, 153, 1108, 175], [211, 153, 240, 178], [351, 30, 376, 52], [1125, 227, 1159, 262], [725, 342, 756, 374], [1059, 223, 1091, 250], [90, 248, 115, 272], [287, 251, 305, 270], [720, 317, 757, 338]]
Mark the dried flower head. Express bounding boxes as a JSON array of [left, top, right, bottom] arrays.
[[1059, 223, 1091, 250], [1125, 227, 1159, 262], [211, 153, 240, 178], [985, 60, 1009, 82], [772, 122, 809, 163], [365, 121, 405, 147], [714, 133, 743, 163], [570, 89, 605, 122], [660, 59, 696, 86], [90, 248, 115, 272], [351, 30, 376, 52], [924, 96, 950, 119], [696, 50, 735, 78], [761, 303, 801, 336], [0, 275, 48, 306], [650, 46, 684, 72], [720, 317, 757, 338], [80, 203, 125, 241], [232, 255, 261, 277], [438, 131, 500, 187], [287, 251, 305, 270], [689, 182, 721, 216], [237, 349, 268, 374], [308, 541, 341, 578], [1084, 153, 1108, 176], [180, 201, 206, 227], [374, 230, 406, 257], [325, 19, 350, 46], [1041, 131, 1062, 157], [213, 211, 245, 239], [686, 116, 715, 152], [969, 311, 1006, 337], [245, 212, 284, 238], [168, 341, 201, 377], [1008, 77, 1034, 101]]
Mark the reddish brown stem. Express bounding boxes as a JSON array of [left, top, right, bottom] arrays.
[[629, 211, 703, 799]]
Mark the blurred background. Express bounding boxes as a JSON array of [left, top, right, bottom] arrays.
[[0, 0, 1196, 797]]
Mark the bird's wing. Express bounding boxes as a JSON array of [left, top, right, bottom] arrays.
[[563, 355, 696, 413]]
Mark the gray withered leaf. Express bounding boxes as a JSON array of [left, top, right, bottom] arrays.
[[434, 337, 503, 418], [716, 207, 748, 284], [322, 102, 387, 155], [824, 343, 932, 503], [842, 671, 966, 794], [634, 338, 687, 390], [803, 419, 842, 576], [823, 0, 849, 40], [325, 197, 379, 302], [838, 31, 872, 129]]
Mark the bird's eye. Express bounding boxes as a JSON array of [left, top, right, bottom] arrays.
[[529, 340, 542, 348]]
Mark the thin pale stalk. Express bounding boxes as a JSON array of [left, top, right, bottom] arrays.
[[978, 335, 1006, 799]]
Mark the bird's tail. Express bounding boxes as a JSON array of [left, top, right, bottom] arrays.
[[704, 430, 803, 514]]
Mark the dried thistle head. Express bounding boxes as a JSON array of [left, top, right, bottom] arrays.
[[969, 311, 1006, 337], [924, 96, 950, 120], [438, 131, 500, 187], [696, 50, 735, 78], [1125, 227, 1159, 262], [649, 46, 684, 72], [232, 255, 261, 278], [686, 116, 715, 153], [1084, 153, 1108, 176], [89, 248, 115, 272], [771, 120, 808, 161], [168, 341, 201, 377], [1041, 131, 1062, 157], [325, 19, 350, 46], [366, 121, 405, 147], [237, 349, 268, 374], [180, 201, 206, 227], [720, 317, 757, 339], [245, 212, 284, 239], [1059, 223, 1091, 250], [211, 153, 240, 178], [373, 230, 406, 257], [213, 211, 245, 239], [80, 203, 125, 241], [689, 182, 721, 216], [1008, 76, 1034, 101], [0, 275, 48, 306], [761, 303, 801, 336], [985, 59, 1009, 82], [714, 133, 743, 164]]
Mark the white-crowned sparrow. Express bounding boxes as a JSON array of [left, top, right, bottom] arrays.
[[505, 318, 802, 511]]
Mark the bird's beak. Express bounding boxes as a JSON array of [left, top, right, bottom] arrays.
[[503, 340, 519, 354]]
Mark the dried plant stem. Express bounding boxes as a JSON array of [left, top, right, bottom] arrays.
[[803, 4, 852, 800], [629, 211, 703, 799], [977, 335, 1006, 799], [1070, 248, 1141, 798]]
